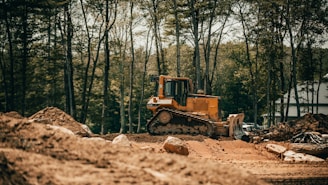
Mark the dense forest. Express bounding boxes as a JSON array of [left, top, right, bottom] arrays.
[[1, 0, 327, 134]]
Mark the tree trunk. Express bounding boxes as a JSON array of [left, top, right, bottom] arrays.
[[279, 29, 286, 122], [272, 68, 277, 124], [266, 57, 272, 127], [0, 49, 8, 111], [138, 27, 153, 133], [4, 2, 15, 112], [119, 40, 126, 133], [120, 20, 128, 134], [52, 13, 59, 108], [158, 23, 166, 75], [254, 27, 259, 126], [190, 0, 201, 92], [316, 50, 324, 114], [128, 0, 135, 133], [101, 0, 111, 135], [279, 60, 285, 122], [286, 0, 300, 118], [79, 0, 92, 124], [119, 58, 125, 133], [173, 0, 180, 77], [203, 0, 217, 94], [211, 13, 229, 86], [285, 65, 293, 122], [46, 10, 52, 106], [21, 3, 28, 116], [239, 3, 257, 125], [152, 0, 161, 76], [63, 3, 76, 118]]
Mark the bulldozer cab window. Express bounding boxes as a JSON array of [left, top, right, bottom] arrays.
[[164, 79, 188, 106]]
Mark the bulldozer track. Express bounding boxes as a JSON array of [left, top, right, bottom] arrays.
[[146, 108, 217, 138]]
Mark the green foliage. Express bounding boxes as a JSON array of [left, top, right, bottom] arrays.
[[213, 43, 256, 121], [0, 0, 327, 132], [86, 89, 121, 134]]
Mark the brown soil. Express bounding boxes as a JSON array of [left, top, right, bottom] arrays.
[[0, 107, 327, 185]]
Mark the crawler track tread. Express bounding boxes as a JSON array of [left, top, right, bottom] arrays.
[[146, 108, 216, 137]]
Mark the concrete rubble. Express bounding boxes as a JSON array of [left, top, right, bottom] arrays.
[[283, 150, 325, 162], [112, 134, 131, 147], [265, 143, 326, 162]]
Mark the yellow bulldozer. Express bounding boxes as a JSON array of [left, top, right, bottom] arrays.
[[146, 75, 246, 139]]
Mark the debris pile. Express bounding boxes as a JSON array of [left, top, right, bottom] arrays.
[[261, 113, 328, 160], [265, 113, 328, 142], [289, 113, 328, 133]]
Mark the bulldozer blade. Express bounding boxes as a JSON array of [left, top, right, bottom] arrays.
[[227, 113, 247, 140], [233, 123, 246, 140]]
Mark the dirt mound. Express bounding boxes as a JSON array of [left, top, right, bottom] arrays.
[[1, 111, 24, 119], [0, 112, 269, 185], [1, 108, 327, 184], [29, 107, 91, 136]]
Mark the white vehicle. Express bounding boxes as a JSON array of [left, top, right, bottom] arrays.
[[242, 123, 254, 132], [242, 122, 264, 132]]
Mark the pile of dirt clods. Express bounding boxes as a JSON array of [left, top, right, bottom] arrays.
[[0, 107, 268, 185]]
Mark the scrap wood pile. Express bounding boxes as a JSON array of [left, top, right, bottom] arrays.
[[264, 113, 328, 142], [291, 132, 324, 144]]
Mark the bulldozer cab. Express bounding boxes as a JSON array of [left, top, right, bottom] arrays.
[[163, 78, 189, 106], [147, 75, 194, 115]]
